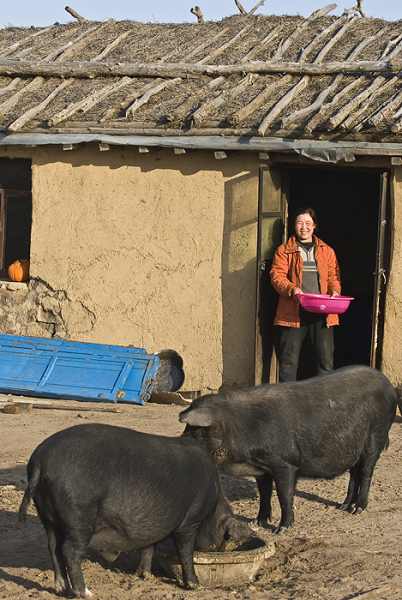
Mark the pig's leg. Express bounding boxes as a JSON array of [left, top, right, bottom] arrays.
[[174, 527, 199, 589], [353, 443, 383, 514], [136, 545, 154, 578], [339, 464, 360, 511], [256, 473, 273, 525], [272, 467, 298, 534], [62, 532, 93, 598], [45, 524, 70, 594]]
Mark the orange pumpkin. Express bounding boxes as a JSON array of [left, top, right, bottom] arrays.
[[8, 259, 30, 282]]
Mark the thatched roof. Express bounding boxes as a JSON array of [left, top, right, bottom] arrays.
[[1, 3, 402, 144]]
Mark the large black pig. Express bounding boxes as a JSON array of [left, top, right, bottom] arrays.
[[19, 423, 253, 597], [180, 365, 397, 534]]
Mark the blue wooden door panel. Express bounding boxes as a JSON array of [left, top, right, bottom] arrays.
[[0, 334, 158, 404], [0, 352, 51, 384], [0, 334, 146, 357]]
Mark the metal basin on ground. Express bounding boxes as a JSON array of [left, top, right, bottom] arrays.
[[153, 349, 185, 392]]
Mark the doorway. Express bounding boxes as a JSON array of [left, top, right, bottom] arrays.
[[256, 164, 390, 383]]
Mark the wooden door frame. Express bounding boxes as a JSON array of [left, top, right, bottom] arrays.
[[255, 163, 390, 382]]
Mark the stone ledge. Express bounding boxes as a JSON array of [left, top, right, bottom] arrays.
[[0, 279, 28, 290]]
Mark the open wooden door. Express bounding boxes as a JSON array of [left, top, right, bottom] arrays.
[[370, 171, 389, 368], [255, 167, 285, 384]]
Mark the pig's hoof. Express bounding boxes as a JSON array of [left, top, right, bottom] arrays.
[[186, 581, 201, 590], [275, 526, 287, 535], [135, 569, 153, 580], [257, 518, 270, 529], [353, 507, 363, 515], [74, 588, 92, 599]]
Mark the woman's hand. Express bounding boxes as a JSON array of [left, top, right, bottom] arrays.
[[292, 287, 303, 303]]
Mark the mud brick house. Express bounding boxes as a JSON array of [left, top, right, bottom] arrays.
[[1, 3, 402, 393]]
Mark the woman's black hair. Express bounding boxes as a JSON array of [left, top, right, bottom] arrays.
[[293, 207, 318, 230]]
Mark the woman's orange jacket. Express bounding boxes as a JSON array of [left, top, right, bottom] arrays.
[[270, 235, 341, 327]]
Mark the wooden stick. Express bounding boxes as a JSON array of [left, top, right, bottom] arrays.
[[200, 22, 254, 63], [65, 6, 86, 22], [240, 24, 283, 62], [191, 73, 257, 127], [325, 35, 402, 131], [247, 1, 266, 16], [234, 0, 247, 15], [262, 10, 357, 136], [368, 89, 402, 127], [272, 4, 337, 61], [0, 77, 44, 121], [228, 74, 290, 126], [166, 76, 225, 123], [126, 78, 182, 119], [8, 79, 74, 132], [355, 0, 367, 18], [93, 31, 130, 61], [0, 27, 53, 59], [32, 403, 123, 412], [190, 6, 204, 23], [339, 74, 400, 131], [304, 27, 393, 133], [48, 77, 133, 127], [258, 76, 309, 136], [299, 12, 357, 63], [280, 14, 360, 130], [43, 23, 101, 61]]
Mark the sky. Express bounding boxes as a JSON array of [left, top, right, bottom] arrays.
[[0, 1, 400, 29]]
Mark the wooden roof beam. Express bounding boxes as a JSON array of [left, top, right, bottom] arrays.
[[262, 9, 358, 136], [272, 4, 337, 61], [3, 58, 402, 78], [191, 72, 257, 128], [48, 76, 132, 127]]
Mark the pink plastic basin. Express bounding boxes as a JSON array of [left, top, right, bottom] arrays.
[[300, 293, 354, 314]]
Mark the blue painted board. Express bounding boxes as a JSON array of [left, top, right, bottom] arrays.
[[0, 334, 158, 404], [0, 334, 146, 356]]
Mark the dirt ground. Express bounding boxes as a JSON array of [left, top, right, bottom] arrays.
[[1, 394, 401, 600]]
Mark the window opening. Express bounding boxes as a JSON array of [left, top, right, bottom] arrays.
[[0, 189, 32, 278]]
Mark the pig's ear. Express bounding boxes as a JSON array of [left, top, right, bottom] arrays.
[[223, 517, 255, 543], [179, 407, 214, 427]]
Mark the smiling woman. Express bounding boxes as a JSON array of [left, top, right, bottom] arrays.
[[270, 206, 341, 383]]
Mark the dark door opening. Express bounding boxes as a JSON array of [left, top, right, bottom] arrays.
[[0, 158, 32, 278], [288, 166, 386, 379], [256, 164, 389, 383]]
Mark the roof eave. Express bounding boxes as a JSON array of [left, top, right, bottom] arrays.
[[1, 132, 401, 161]]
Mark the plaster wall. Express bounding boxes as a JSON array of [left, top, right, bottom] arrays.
[[24, 145, 259, 393]]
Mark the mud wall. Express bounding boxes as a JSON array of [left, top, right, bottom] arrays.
[[0, 145, 259, 393]]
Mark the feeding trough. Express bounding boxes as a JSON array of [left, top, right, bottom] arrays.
[[156, 537, 275, 588], [300, 293, 354, 315]]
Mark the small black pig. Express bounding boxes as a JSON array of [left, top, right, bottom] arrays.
[[19, 424, 253, 597], [180, 365, 397, 533]]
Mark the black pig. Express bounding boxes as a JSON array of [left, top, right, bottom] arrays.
[[19, 423, 253, 597], [180, 365, 397, 533]]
